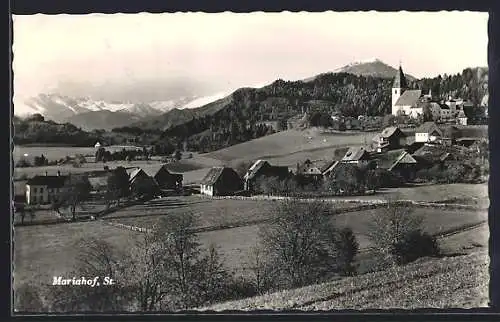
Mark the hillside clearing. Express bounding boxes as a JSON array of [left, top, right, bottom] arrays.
[[205, 128, 369, 163], [201, 250, 489, 311]]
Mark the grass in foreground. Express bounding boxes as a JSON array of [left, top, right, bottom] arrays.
[[200, 250, 489, 311]]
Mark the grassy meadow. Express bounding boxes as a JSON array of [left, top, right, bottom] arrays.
[[100, 195, 487, 277], [205, 128, 369, 163]]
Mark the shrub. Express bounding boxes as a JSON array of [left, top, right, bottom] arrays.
[[392, 231, 440, 265], [334, 228, 359, 276], [15, 159, 32, 168]]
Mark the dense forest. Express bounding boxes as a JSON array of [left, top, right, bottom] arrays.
[[14, 67, 488, 153]]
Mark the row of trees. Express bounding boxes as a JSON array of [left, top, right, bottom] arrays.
[[15, 199, 440, 312], [254, 164, 405, 198]]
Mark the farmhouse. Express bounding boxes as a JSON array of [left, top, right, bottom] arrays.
[[371, 126, 406, 152], [341, 147, 371, 167], [142, 164, 183, 190], [243, 160, 290, 191], [127, 168, 160, 194], [26, 173, 67, 205], [200, 167, 243, 196], [412, 144, 454, 169], [296, 159, 324, 184], [415, 122, 443, 143], [373, 149, 418, 181]]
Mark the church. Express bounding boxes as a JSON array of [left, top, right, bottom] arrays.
[[391, 65, 424, 117]]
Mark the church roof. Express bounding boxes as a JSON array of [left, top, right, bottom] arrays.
[[395, 90, 422, 107], [393, 66, 408, 88]]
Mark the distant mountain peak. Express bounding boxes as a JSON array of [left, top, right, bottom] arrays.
[[304, 59, 415, 83]]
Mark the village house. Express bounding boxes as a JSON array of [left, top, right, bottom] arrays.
[[341, 147, 371, 167], [200, 167, 243, 196], [373, 149, 418, 181], [25, 172, 67, 205], [243, 160, 290, 191], [371, 126, 407, 152], [412, 144, 454, 170], [457, 110, 468, 125], [414, 122, 443, 143], [439, 104, 454, 120], [142, 164, 183, 190], [296, 159, 325, 184]]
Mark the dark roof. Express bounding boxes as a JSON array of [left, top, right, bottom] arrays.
[[244, 160, 269, 180], [395, 90, 422, 106], [412, 144, 460, 162], [374, 149, 417, 170], [380, 126, 404, 139], [26, 175, 68, 188], [200, 167, 225, 185], [342, 146, 370, 161], [321, 160, 340, 175], [142, 164, 168, 177], [393, 66, 408, 88], [415, 122, 441, 135], [127, 168, 145, 182]]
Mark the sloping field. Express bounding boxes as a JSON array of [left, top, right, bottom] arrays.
[[201, 250, 489, 311], [205, 128, 369, 163]]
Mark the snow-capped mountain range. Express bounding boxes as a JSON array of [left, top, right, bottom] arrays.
[[13, 81, 273, 130]]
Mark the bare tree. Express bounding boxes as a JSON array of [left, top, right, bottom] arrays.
[[60, 175, 92, 220], [259, 199, 354, 289], [367, 198, 439, 267], [247, 243, 272, 294]]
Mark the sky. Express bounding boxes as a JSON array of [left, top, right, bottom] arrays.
[[13, 11, 488, 102]]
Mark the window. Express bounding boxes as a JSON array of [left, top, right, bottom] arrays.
[[33, 187, 37, 193], [40, 187, 44, 193]]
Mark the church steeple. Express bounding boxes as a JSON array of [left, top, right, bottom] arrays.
[[391, 63, 408, 116], [393, 65, 408, 89]]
